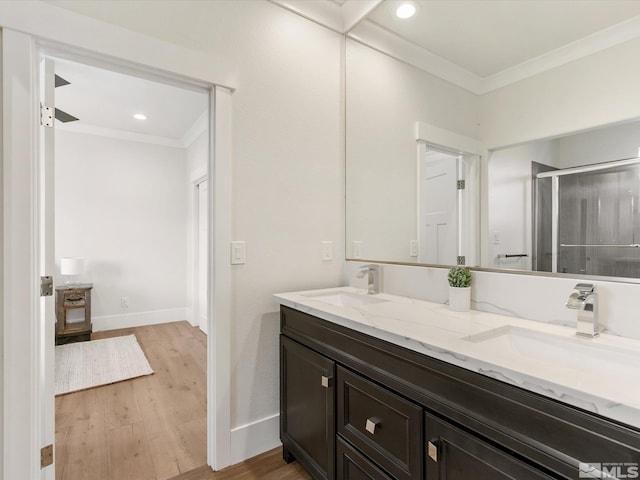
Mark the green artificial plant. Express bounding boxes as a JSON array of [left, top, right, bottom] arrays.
[[448, 267, 472, 288]]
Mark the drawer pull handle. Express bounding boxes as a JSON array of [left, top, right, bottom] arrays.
[[428, 440, 439, 462], [365, 417, 381, 435], [321, 375, 332, 388]]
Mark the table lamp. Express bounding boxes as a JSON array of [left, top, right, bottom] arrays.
[[60, 257, 84, 286]]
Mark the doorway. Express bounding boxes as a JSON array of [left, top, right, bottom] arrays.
[[42, 51, 213, 479], [417, 143, 480, 267], [2, 28, 233, 480]]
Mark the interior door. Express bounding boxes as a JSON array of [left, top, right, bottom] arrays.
[[40, 56, 56, 480], [198, 179, 209, 335], [419, 151, 458, 265]]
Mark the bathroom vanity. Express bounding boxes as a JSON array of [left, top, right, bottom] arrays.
[[275, 288, 640, 480]]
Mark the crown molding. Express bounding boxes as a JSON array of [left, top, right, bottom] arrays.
[[269, 0, 383, 34], [349, 20, 483, 94], [274, 0, 640, 95], [181, 111, 208, 148], [269, 0, 343, 32], [57, 122, 186, 148], [348, 15, 640, 95], [481, 14, 640, 94], [340, 0, 385, 32]]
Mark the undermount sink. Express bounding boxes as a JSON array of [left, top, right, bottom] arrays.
[[463, 325, 640, 380], [302, 291, 388, 308]]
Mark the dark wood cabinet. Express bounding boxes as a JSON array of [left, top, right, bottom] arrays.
[[337, 366, 422, 480], [425, 414, 555, 480], [279, 305, 640, 480], [336, 437, 393, 480], [280, 335, 335, 480]]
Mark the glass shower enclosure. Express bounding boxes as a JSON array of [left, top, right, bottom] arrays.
[[534, 158, 640, 278]]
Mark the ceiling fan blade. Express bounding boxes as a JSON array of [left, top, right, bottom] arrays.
[[55, 108, 79, 123], [54, 74, 71, 88]]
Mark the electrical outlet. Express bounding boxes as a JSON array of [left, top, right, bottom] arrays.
[[322, 241, 333, 261], [410, 240, 419, 257], [492, 231, 501, 244], [121, 296, 129, 308]]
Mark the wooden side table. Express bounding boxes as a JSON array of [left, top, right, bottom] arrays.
[[55, 284, 93, 345]]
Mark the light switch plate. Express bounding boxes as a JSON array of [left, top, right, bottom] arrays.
[[231, 241, 246, 265], [410, 240, 419, 257], [322, 241, 333, 261], [353, 240, 363, 259]]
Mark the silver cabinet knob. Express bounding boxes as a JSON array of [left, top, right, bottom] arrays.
[[365, 417, 381, 434], [428, 440, 439, 462], [321, 375, 332, 388]]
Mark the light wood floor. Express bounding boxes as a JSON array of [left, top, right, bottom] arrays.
[[55, 321, 311, 480], [55, 321, 208, 480], [167, 448, 312, 480]]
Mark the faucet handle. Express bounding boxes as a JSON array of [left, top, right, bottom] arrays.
[[360, 264, 378, 271], [573, 283, 595, 294]]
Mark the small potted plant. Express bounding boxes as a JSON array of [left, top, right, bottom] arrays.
[[448, 266, 472, 312]]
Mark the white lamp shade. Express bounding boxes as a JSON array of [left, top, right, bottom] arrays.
[[60, 257, 84, 275]]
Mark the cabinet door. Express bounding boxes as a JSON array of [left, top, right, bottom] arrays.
[[281, 335, 335, 480], [337, 437, 394, 480], [425, 414, 555, 480]]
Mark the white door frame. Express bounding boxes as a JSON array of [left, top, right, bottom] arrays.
[[1, 29, 233, 479], [192, 175, 208, 331]]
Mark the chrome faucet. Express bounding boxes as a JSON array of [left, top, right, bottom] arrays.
[[566, 283, 599, 338], [357, 264, 380, 294]]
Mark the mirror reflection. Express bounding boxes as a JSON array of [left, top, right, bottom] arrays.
[[488, 120, 640, 278], [345, 2, 640, 281], [345, 39, 480, 266]]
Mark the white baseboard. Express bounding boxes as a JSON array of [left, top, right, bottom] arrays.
[[230, 413, 281, 465], [92, 307, 188, 332], [185, 307, 197, 327]]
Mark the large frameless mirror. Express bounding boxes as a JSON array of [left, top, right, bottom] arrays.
[[344, 1, 640, 281], [487, 120, 640, 279]]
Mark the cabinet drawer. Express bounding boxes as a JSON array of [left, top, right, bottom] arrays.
[[425, 413, 555, 480], [63, 292, 86, 307], [337, 437, 393, 480], [337, 366, 422, 480]]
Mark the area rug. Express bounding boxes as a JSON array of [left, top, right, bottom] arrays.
[[55, 334, 153, 396]]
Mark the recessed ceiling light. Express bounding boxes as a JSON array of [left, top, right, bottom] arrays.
[[395, 2, 417, 19], [133, 113, 147, 120]]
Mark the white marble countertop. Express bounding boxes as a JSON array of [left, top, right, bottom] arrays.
[[274, 287, 640, 429]]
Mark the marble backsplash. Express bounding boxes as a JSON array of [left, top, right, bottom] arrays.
[[344, 261, 640, 340]]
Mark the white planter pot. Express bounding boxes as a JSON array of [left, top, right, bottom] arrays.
[[449, 286, 471, 312]]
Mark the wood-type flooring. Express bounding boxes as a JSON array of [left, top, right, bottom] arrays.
[[55, 321, 311, 480]]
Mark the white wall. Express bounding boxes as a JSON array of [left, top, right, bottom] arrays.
[[487, 141, 554, 270], [186, 129, 208, 326], [480, 37, 640, 149], [553, 120, 640, 169], [0, 0, 345, 463], [55, 130, 188, 330], [346, 39, 479, 263], [226, 6, 342, 450]]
